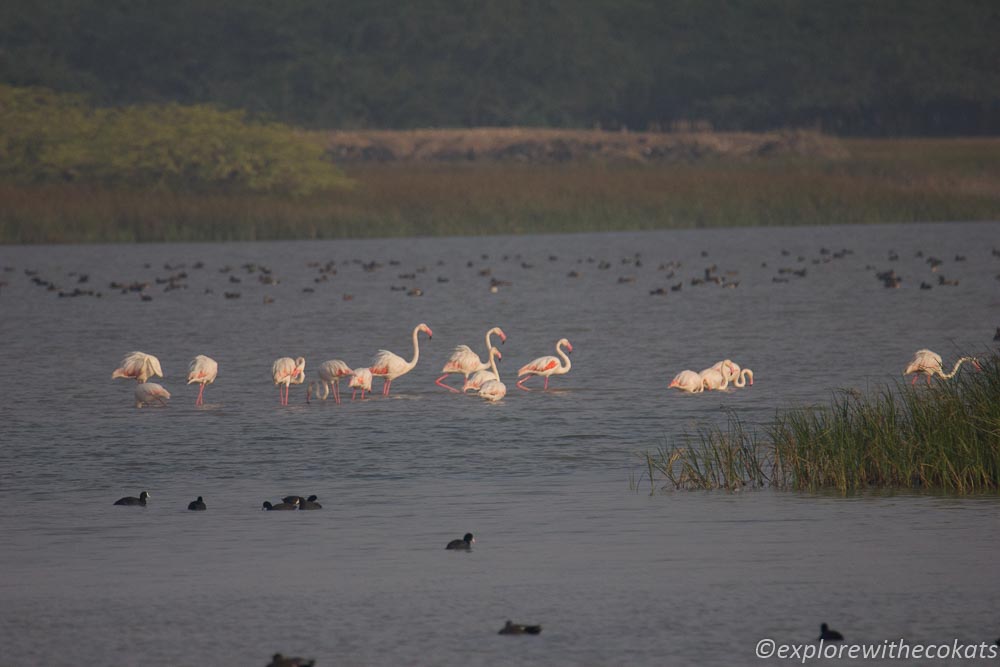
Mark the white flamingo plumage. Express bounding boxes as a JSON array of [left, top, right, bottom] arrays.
[[369, 323, 433, 396], [516, 338, 573, 391], [903, 349, 980, 385], [733, 368, 754, 387], [349, 368, 373, 400], [436, 326, 507, 392], [272, 356, 306, 405], [187, 355, 218, 406], [668, 370, 704, 393], [112, 351, 163, 383], [710, 359, 741, 383], [134, 382, 170, 408], [463, 347, 502, 393], [316, 359, 353, 404], [699, 367, 730, 391]]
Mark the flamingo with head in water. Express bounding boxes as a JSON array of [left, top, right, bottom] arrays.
[[668, 370, 704, 393], [349, 368, 373, 400], [316, 359, 353, 404], [699, 366, 730, 391], [462, 347, 502, 393], [436, 326, 506, 392], [112, 351, 163, 383], [516, 338, 572, 391], [904, 349, 980, 385], [187, 355, 218, 406], [134, 382, 171, 408], [369, 323, 433, 396], [272, 356, 306, 405]]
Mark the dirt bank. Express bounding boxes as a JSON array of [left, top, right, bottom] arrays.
[[321, 127, 849, 164]]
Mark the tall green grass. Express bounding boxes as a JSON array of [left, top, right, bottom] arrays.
[[645, 353, 1000, 494]]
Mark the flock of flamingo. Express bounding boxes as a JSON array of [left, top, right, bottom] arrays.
[[111, 324, 575, 407], [112, 322, 980, 407]]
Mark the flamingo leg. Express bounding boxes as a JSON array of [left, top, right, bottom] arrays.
[[333, 381, 341, 404], [435, 374, 461, 392], [383, 378, 391, 396], [543, 376, 550, 390], [516, 376, 533, 391], [196, 384, 206, 406]]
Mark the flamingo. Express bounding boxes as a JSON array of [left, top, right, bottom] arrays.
[[436, 326, 507, 392], [134, 382, 171, 408], [516, 338, 573, 391], [479, 377, 507, 402], [462, 347, 502, 392], [272, 356, 306, 405], [699, 367, 730, 391], [668, 370, 704, 393], [710, 359, 741, 383], [369, 323, 433, 396], [187, 355, 218, 406], [316, 359, 353, 404], [733, 368, 755, 387], [112, 351, 163, 383], [903, 349, 980, 385], [349, 368, 373, 400]]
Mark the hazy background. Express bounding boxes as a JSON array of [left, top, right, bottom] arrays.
[[2, 0, 998, 135]]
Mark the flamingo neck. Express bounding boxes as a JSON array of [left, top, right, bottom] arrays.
[[940, 357, 974, 379], [408, 325, 423, 368], [489, 349, 500, 379], [734, 369, 754, 387], [556, 342, 572, 372], [485, 328, 500, 352]]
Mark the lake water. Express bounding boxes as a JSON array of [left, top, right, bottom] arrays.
[[1, 222, 998, 666]]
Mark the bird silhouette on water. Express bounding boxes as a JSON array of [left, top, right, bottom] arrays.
[[446, 533, 475, 550], [818, 623, 844, 641], [114, 491, 149, 506], [499, 620, 542, 635], [266, 653, 314, 667], [187, 496, 206, 511], [263, 498, 300, 510]]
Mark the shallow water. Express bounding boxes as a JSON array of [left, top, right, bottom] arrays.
[[1, 222, 998, 666]]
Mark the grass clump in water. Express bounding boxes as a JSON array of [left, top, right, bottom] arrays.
[[646, 352, 1000, 494]]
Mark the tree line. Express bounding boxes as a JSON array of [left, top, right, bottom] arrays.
[[1, 0, 998, 135]]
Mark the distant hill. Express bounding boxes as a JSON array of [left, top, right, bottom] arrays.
[[2, 0, 998, 135]]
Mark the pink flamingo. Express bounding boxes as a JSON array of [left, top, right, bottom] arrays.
[[516, 338, 573, 391], [436, 326, 507, 392], [187, 355, 218, 406], [903, 349, 980, 385], [349, 368, 373, 400], [462, 347, 502, 393], [316, 359, 353, 404], [112, 351, 163, 383], [668, 370, 704, 393], [134, 382, 171, 408], [272, 356, 306, 405], [369, 323, 433, 396]]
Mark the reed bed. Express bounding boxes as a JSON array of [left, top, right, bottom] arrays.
[[645, 353, 1000, 494], [2, 137, 999, 243]]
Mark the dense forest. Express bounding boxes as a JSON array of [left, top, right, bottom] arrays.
[[2, 0, 998, 135]]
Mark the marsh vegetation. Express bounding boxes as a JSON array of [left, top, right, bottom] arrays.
[[645, 353, 1000, 494]]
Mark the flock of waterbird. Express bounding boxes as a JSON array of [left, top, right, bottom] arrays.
[[112, 325, 983, 408], [111, 324, 576, 407]]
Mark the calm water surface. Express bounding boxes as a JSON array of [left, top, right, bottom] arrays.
[[1, 223, 998, 666]]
